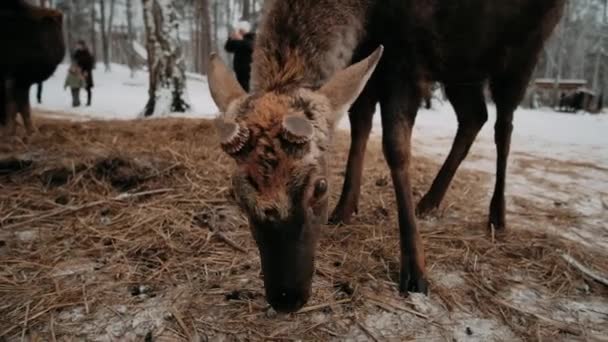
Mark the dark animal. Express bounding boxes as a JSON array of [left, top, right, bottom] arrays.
[[559, 90, 598, 113], [560, 91, 585, 112], [0, 0, 65, 135], [225, 32, 256, 92], [208, 0, 566, 313]]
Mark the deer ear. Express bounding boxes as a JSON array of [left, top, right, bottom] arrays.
[[318, 46, 383, 127], [208, 53, 247, 112]]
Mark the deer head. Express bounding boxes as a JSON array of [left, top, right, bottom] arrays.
[[208, 46, 383, 313]]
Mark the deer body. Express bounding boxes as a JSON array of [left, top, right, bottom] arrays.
[[208, 0, 565, 312], [0, 0, 65, 136]]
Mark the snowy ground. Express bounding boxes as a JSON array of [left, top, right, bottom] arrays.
[[35, 63, 608, 166], [32, 64, 219, 121], [33, 63, 607, 252]]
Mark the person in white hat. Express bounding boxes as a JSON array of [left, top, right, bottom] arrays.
[[225, 21, 256, 92]]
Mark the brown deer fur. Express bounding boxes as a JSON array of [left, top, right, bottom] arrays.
[[0, 0, 65, 136], [208, 0, 566, 313]]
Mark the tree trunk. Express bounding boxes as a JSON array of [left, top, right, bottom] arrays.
[[192, 8, 199, 73], [126, 0, 136, 77], [142, 0, 190, 117], [241, 0, 251, 21], [199, 0, 212, 75], [213, 1, 219, 51], [90, 1, 97, 59], [99, 0, 110, 71], [592, 39, 603, 92], [107, 0, 117, 71]]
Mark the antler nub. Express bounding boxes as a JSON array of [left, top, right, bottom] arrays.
[[215, 119, 250, 155], [281, 115, 313, 144]]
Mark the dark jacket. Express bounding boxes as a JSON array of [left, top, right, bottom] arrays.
[[225, 33, 255, 91], [73, 48, 95, 88]]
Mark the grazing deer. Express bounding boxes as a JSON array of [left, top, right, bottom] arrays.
[[0, 0, 65, 136], [208, 0, 566, 313]]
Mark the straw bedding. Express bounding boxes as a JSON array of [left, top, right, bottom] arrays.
[[0, 116, 606, 341]]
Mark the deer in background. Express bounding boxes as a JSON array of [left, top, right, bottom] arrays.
[[0, 0, 65, 136], [208, 0, 566, 313]]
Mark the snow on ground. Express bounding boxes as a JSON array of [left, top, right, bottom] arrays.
[[35, 63, 607, 166], [33, 64, 608, 251], [32, 63, 218, 121]]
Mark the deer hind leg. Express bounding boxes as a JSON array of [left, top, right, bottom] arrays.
[[330, 85, 378, 224], [489, 63, 537, 231], [417, 84, 488, 216], [16, 84, 36, 135], [380, 86, 428, 294]]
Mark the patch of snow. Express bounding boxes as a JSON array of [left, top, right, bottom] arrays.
[[336, 101, 608, 168], [431, 270, 466, 289], [33, 63, 218, 121], [506, 285, 543, 306], [15, 229, 38, 242], [502, 284, 608, 335], [130, 305, 169, 336], [47, 288, 183, 341], [344, 293, 519, 342], [52, 258, 100, 277], [450, 314, 520, 342], [34, 64, 607, 172]]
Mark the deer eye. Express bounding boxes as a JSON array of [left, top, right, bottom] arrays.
[[313, 179, 328, 198]]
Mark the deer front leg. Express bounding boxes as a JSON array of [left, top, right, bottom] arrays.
[[17, 84, 36, 135], [330, 86, 378, 224], [2, 78, 18, 137], [17, 86, 37, 135], [380, 90, 428, 295]]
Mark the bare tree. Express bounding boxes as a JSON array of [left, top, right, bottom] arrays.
[[241, 0, 251, 21], [199, 0, 212, 74], [535, 0, 608, 106], [99, 0, 109, 70], [90, 1, 97, 58], [126, 0, 137, 77], [142, 0, 190, 116], [107, 0, 117, 70]]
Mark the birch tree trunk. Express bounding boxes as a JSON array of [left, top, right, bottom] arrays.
[[142, 0, 190, 117]]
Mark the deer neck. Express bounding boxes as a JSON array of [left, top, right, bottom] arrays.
[[251, 0, 369, 93]]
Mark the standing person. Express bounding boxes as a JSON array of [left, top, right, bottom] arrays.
[[73, 40, 95, 106], [224, 22, 255, 92], [64, 63, 85, 107]]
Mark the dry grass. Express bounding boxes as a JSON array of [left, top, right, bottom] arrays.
[[0, 117, 606, 341]]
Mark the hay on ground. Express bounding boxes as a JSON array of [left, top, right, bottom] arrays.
[[0, 117, 606, 341]]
